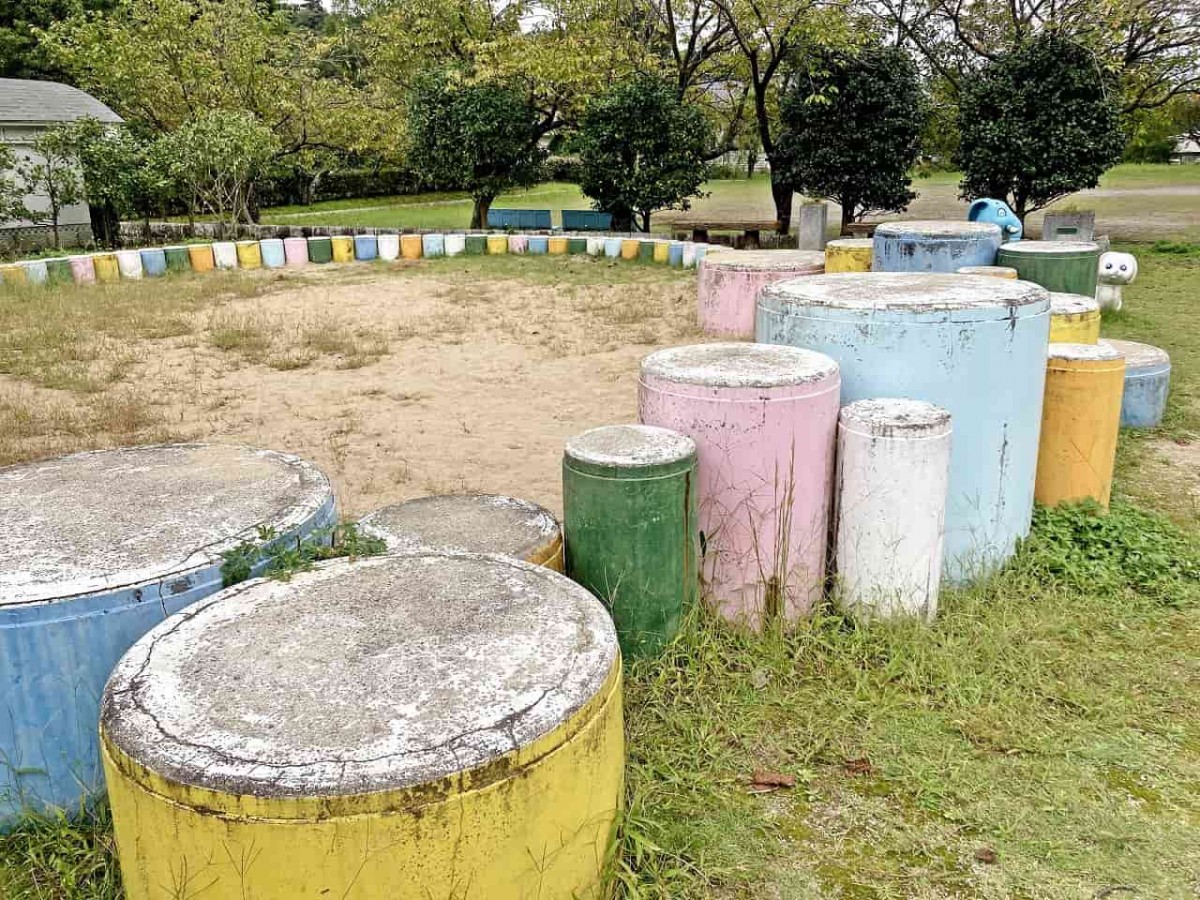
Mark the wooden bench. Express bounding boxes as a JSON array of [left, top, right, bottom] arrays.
[[487, 209, 553, 230], [673, 220, 780, 248]]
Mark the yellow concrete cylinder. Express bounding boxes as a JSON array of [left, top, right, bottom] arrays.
[[1035, 342, 1125, 508], [330, 235, 355, 263], [549, 237, 569, 255], [102, 552, 623, 900], [187, 244, 215, 273], [0, 263, 28, 286], [359, 494, 564, 571], [1048, 292, 1101, 344], [486, 234, 509, 255], [956, 265, 1019, 279], [620, 239, 640, 260], [824, 238, 873, 273], [92, 253, 121, 283], [235, 240, 262, 269], [400, 234, 424, 259], [653, 241, 670, 264]]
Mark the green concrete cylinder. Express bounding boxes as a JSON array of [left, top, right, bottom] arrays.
[[163, 246, 191, 273], [568, 238, 588, 255], [563, 424, 699, 660], [465, 235, 487, 256], [638, 241, 656, 263], [996, 240, 1101, 297], [307, 236, 333, 264], [45, 257, 73, 285]]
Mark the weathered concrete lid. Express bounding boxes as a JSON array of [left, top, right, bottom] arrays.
[[1101, 339, 1170, 369], [235, 239, 258, 247], [827, 238, 874, 250], [1048, 342, 1124, 362], [0, 444, 332, 607], [700, 249, 826, 272], [999, 240, 1100, 254], [761, 273, 1047, 312], [359, 494, 560, 560], [874, 220, 1002, 238], [1049, 292, 1100, 316], [101, 552, 619, 798], [640, 342, 839, 388], [956, 265, 1018, 277], [565, 424, 695, 468], [840, 398, 952, 437]]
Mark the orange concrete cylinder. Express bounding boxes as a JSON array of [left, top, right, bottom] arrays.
[[400, 235, 424, 259], [620, 239, 640, 260], [188, 245, 215, 273]]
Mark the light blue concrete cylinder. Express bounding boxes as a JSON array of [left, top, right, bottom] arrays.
[[259, 238, 287, 268], [692, 244, 708, 266], [1103, 339, 1171, 428], [139, 248, 167, 277], [0, 445, 335, 829], [422, 233, 445, 258], [22, 260, 48, 285], [757, 273, 1050, 582], [604, 237, 622, 258], [873, 221, 1002, 274], [354, 234, 378, 261], [528, 236, 549, 255], [668, 242, 684, 267]]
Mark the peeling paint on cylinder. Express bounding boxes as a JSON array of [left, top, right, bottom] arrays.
[[100, 552, 623, 900], [0, 444, 335, 828], [187, 245, 215, 272], [638, 344, 840, 628], [604, 238, 622, 258], [698, 250, 825, 338], [486, 235, 508, 255], [115, 249, 143, 279], [212, 241, 238, 270], [235, 240, 262, 270], [956, 265, 1018, 279], [331, 235, 355, 263], [92, 253, 120, 282], [354, 234, 379, 260], [824, 238, 873, 273], [873, 221, 1002, 273], [466, 234, 487, 255], [528, 236, 549, 254], [1102, 339, 1170, 428], [69, 254, 96, 284], [996, 240, 1101, 296], [508, 234, 528, 254], [359, 494, 564, 571], [563, 425, 698, 658], [835, 399, 952, 621], [757, 273, 1050, 582], [549, 237, 569, 255], [621, 239, 640, 260], [283, 237, 309, 266], [444, 234, 466, 256], [1048, 293, 1101, 344], [1035, 342, 1125, 507], [420, 234, 443, 258], [587, 237, 605, 256], [400, 234, 423, 259], [259, 239, 285, 269], [137, 249, 166, 278]]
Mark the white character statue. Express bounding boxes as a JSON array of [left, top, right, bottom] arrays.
[[1096, 251, 1137, 312]]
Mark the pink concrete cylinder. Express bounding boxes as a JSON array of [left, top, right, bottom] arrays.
[[638, 343, 841, 628], [698, 250, 826, 339], [69, 254, 96, 285], [284, 237, 309, 267], [508, 234, 528, 254]]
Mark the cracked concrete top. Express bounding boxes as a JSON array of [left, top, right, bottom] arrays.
[[839, 398, 952, 438], [874, 220, 1002, 238], [999, 240, 1100, 255], [827, 238, 874, 250], [700, 249, 826, 272], [1101, 339, 1170, 369], [640, 342, 839, 388], [100, 552, 619, 798], [760, 273, 1048, 313], [0, 444, 332, 608], [1048, 342, 1124, 362], [1049, 292, 1101, 316], [565, 424, 696, 469], [358, 494, 560, 560]]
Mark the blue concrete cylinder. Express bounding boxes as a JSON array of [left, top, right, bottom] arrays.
[[354, 234, 378, 261], [604, 237, 622, 258], [0, 445, 336, 829], [139, 248, 167, 277], [757, 273, 1050, 582], [422, 233, 445, 258], [1103, 339, 1171, 428], [528, 236, 549, 255], [259, 238, 286, 268], [873, 221, 1002, 273], [668, 242, 684, 267]]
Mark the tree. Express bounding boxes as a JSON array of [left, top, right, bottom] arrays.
[[405, 73, 546, 228], [775, 46, 924, 233], [0, 145, 28, 223], [0, 0, 116, 81], [17, 127, 83, 248], [575, 75, 712, 232], [956, 35, 1125, 224]]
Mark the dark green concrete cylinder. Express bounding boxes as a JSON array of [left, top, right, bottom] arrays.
[[307, 237, 333, 264], [638, 241, 656, 263], [996, 240, 1100, 296], [568, 238, 588, 255], [465, 235, 487, 256], [163, 246, 191, 272], [563, 424, 699, 660], [45, 258, 73, 284]]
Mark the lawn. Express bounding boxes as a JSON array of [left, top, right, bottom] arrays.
[[1, 244, 1199, 898]]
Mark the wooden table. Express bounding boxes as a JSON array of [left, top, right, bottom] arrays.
[[676, 220, 781, 248]]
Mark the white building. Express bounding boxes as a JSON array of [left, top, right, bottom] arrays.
[[1171, 137, 1199, 164], [0, 78, 123, 248]]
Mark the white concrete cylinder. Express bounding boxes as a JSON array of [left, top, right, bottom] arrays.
[[115, 249, 144, 280], [443, 233, 466, 257], [835, 398, 952, 622], [377, 234, 400, 261], [212, 241, 238, 270], [586, 237, 604, 256]]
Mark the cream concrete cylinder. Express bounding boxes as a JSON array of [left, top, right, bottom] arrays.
[[444, 234, 466, 256], [212, 241, 238, 270], [115, 249, 144, 279]]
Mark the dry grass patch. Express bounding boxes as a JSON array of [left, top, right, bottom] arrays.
[[205, 308, 390, 370]]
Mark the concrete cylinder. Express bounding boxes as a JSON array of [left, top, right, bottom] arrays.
[[653, 241, 670, 264], [187, 244, 215, 272], [621, 239, 640, 261], [824, 238, 873, 273], [508, 234, 528, 254], [92, 253, 120, 283], [0, 262, 28, 285], [69, 254, 96, 285], [486, 235, 508, 255], [1102, 339, 1170, 429], [1035, 342, 1125, 508], [354, 234, 379, 260], [45, 257, 73, 284], [259, 238, 286, 269], [163, 246, 190, 273], [873, 221, 1002, 273], [835, 399, 952, 622], [638, 344, 841, 628], [465, 235, 487, 255], [996, 240, 1101, 296], [137, 249, 166, 278], [235, 240, 262, 269], [212, 241, 238, 270], [638, 240, 655, 262], [115, 249, 144, 279], [420, 233, 444, 258], [1049, 292, 1101, 344], [563, 424, 698, 658], [0, 444, 334, 828], [283, 237, 309, 266], [330, 235, 355, 263], [548, 236, 568, 255], [698, 250, 825, 339], [377, 233, 400, 261], [682, 243, 698, 268], [359, 494, 564, 571], [758, 273, 1050, 581], [668, 241, 684, 267], [101, 552, 623, 900], [587, 237, 605, 256], [693, 244, 708, 266], [307, 236, 333, 264], [528, 236, 549, 255], [568, 237, 587, 254], [956, 265, 1018, 279], [400, 234, 423, 259], [443, 234, 465, 257], [604, 237, 622, 258]]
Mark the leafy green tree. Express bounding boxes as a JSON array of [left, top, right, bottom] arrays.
[[0, 0, 116, 80], [405, 73, 546, 228], [17, 127, 84, 248], [575, 75, 712, 232], [0, 145, 28, 223], [775, 46, 925, 233], [956, 35, 1125, 224]]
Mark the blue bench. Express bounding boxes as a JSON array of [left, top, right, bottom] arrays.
[[562, 210, 612, 231], [487, 209, 552, 230]]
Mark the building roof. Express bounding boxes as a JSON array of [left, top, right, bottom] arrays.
[[1174, 138, 1199, 155], [0, 79, 122, 125]]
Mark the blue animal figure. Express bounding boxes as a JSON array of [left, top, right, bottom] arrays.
[[968, 198, 1023, 242]]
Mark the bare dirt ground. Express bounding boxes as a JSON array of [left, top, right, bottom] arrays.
[[0, 259, 701, 520]]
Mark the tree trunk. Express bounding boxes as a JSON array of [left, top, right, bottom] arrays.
[[769, 169, 793, 236], [840, 198, 856, 235], [639, 210, 652, 233], [51, 215, 61, 249], [471, 195, 494, 229], [609, 208, 634, 232], [745, 150, 757, 179]]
